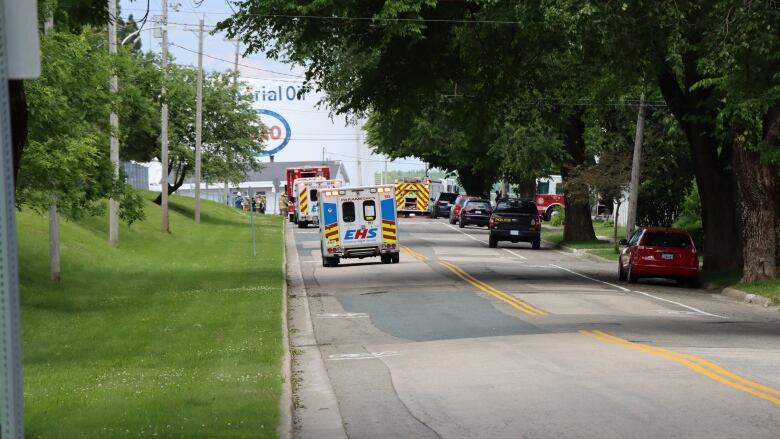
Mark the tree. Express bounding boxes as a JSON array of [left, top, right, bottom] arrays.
[[151, 66, 265, 204], [19, 30, 145, 280]]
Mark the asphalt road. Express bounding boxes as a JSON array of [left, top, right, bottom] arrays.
[[286, 218, 780, 439]]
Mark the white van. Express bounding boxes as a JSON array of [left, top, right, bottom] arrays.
[[292, 177, 326, 228], [318, 185, 400, 267], [306, 179, 343, 227]]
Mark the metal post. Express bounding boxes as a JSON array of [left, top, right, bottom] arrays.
[[160, 0, 170, 232], [108, 0, 120, 245], [250, 200, 257, 257], [194, 18, 203, 223], [0, 0, 25, 434], [626, 93, 646, 237]]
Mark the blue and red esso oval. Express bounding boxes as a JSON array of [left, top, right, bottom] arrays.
[[255, 109, 291, 157]]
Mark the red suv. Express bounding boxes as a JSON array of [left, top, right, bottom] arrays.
[[448, 195, 478, 224], [618, 227, 699, 287]]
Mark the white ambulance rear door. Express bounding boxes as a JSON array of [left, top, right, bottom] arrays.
[[338, 191, 382, 248]]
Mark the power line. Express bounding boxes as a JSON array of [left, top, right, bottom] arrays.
[[123, 8, 537, 25], [169, 42, 305, 78]]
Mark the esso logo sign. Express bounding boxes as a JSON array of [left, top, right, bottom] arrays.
[[256, 109, 291, 157]]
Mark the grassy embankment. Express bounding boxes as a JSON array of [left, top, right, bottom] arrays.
[[701, 271, 780, 304], [542, 219, 625, 261], [19, 192, 283, 438]]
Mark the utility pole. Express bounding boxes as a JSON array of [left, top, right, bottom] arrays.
[[108, 0, 120, 245], [626, 93, 646, 238], [43, 14, 60, 282], [194, 18, 204, 223], [383, 158, 388, 185], [355, 125, 362, 186], [160, 0, 170, 232], [322, 147, 325, 164], [225, 38, 240, 205]]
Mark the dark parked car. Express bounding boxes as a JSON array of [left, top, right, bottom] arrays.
[[459, 199, 492, 228], [488, 198, 541, 249], [449, 195, 479, 224], [431, 192, 459, 218], [618, 227, 699, 287]]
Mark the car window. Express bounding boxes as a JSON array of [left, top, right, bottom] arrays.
[[628, 229, 642, 245], [439, 193, 458, 203], [466, 201, 491, 210], [342, 202, 356, 223], [363, 200, 376, 222], [642, 232, 691, 248], [536, 181, 550, 195], [310, 189, 318, 202], [495, 199, 537, 214]]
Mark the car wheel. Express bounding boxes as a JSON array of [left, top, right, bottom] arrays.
[[489, 235, 498, 248], [532, 239, 540, 250], [459, 218, 465, 228], [449, 215, 455, 224], [381, 255, 392, 264], [627, 262, 638, 283], [431, 209, 438, 219], [392, 253, 400, 263], [297, 221, 308, 229], [618, 262, 627, 281]]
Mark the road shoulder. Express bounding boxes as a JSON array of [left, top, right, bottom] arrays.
[[285, 222, 348, 439]]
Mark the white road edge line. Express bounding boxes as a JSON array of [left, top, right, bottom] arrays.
[[548, 263, 727, 319], [327, 351, 400, 361], [502, 248, 528, 260]]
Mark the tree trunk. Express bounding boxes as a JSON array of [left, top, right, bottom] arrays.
[[457, 166, 491, 198], [153, 164, 190, 205], [733, 143, 777, 282], [49, 196, 60, 282], [514, 178, 536, 198], [657, 64, 741, 272], [9, 80, 27, 186], [762, 102, 780, 276], [561, 112, 596, 241]]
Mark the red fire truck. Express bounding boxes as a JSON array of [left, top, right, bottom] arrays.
[[535, 175, 566, 220], [285, 166, 330, 221]]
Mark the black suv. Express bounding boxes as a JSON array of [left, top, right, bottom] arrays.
[[488, 198, 541, 249], [430, 192, 459, 218]]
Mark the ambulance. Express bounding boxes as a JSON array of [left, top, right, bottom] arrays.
[[305, 179, 343, 227], [318, 185, 400, 267], [292, 177, 325, 228]]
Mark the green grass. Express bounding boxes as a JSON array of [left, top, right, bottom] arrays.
[[737, 280, 780, 303], [19, 192, 284, 438], [701, 270, 779, 303], [591, 219, 626, 241], [588, 248, 621, 261], [542, 225, 620, 261]]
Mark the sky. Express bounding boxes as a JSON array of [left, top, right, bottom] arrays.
[[119, 0, 426, 186]]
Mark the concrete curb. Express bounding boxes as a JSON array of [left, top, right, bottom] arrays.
[[721, 287, 775, 308], [278, 219, 293, 439]]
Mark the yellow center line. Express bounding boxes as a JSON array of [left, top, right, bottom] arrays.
[[400, 245, 428, 261], [439, 260, 547, 316], [580, 330, 780, 406]]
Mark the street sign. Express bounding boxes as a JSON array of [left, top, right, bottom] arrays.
[[3, 0, 40, 78]]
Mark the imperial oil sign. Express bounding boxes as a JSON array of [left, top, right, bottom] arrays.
[[244, 82, 307, 157]]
